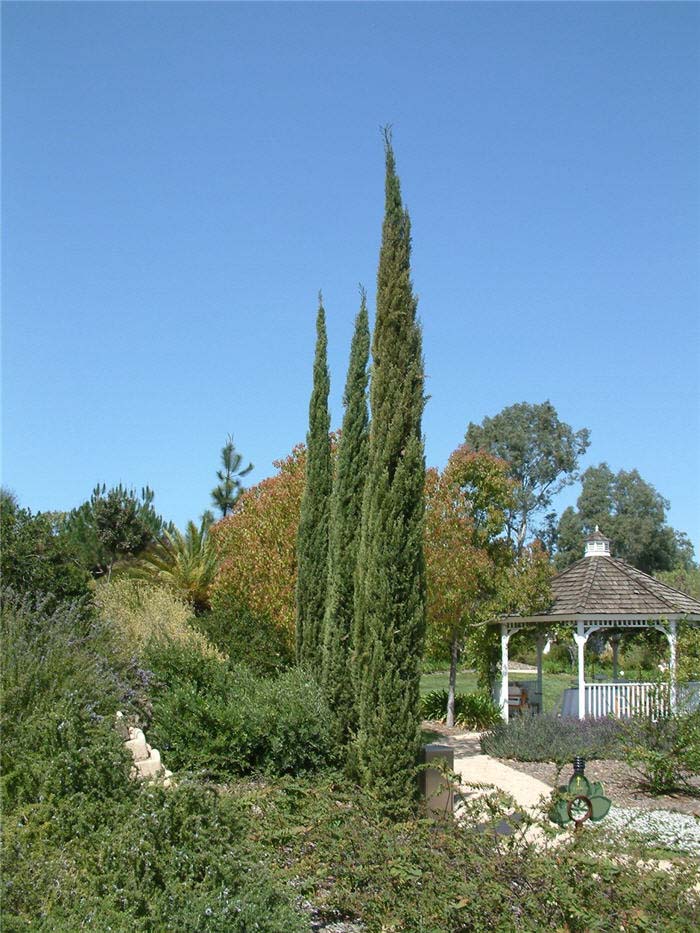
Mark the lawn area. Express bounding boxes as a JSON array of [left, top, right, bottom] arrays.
[[421, 670, 576, 715], [421, 670, 480, 696]]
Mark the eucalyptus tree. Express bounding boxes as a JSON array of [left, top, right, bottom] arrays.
[[465, 401, 590, 553]]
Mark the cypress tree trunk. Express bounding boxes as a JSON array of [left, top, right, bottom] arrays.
[[322, 291, 370, 743], [354, 132, 426, 813], [296, 296, 332, 671]]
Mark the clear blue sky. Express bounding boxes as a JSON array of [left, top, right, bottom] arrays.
[[3, 2, 699, 552]]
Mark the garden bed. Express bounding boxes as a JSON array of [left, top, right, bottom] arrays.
[[501, 757, 700, 817], [424, 719, 700, 816]]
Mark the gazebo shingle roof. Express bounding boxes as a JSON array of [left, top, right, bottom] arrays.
[[549, 556, 700, 616]]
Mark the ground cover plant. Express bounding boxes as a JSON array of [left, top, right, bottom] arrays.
[[4, 781, 307, 932], [242, 773, 699, 932], [598, 806, 700, 858]]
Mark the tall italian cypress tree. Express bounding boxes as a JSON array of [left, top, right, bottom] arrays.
[[322, 290, 370, 743], [354, 132, 426, 811], [296, 295, 332, 671]]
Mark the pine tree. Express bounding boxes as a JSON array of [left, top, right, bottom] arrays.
[[322, 290, 370, 743], [296, 295, 332, 670], [211, 435, 253, 518], [353, 131, 426, 811]]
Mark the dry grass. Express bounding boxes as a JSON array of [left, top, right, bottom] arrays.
[[95, 578, 223, 660]]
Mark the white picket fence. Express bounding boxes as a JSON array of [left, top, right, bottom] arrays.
[[584, 682, 670, 719]]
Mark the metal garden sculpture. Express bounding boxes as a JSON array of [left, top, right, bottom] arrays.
[[550, 757, 611, 831]]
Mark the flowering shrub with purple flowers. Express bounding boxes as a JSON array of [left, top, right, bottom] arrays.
[[481, 714, 627, 763]]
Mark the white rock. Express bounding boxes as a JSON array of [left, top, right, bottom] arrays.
[[134, 753, 163, 779], [125, 730, 149, 762]]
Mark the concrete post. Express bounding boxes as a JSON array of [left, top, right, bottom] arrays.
[[420, 744, 454, 818]]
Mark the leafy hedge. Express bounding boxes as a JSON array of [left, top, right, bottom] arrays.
[[145, 640, 338, 778]]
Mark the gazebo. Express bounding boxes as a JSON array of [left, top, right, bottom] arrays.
[[495, 528, 700, 721]]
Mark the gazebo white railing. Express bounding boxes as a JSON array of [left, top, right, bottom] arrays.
[[584, 682, 670, 719], [499, 615, 680, 722]]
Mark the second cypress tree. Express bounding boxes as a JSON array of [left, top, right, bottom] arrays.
[[322, 290, 370, 743], [295, 295, 332, 671], [353, 132, 426, 811]]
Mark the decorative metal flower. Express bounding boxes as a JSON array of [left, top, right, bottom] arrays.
[[550, 757, 611, 830]]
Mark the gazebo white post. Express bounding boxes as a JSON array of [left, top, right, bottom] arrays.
[[535, 633, 546, 714], [574, 620, 587, 720], [668, 620, 678, 713], [500, 623, 510, 722]]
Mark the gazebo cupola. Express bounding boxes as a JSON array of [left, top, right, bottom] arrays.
[[585, 526, 611, 557]]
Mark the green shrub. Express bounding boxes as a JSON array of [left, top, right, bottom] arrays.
[[0, 590, 306, 931], [1, 589, 142, 811], [623, 710, 700, 795], [421, 689, 500, 729], [0, 495, 93, 608], [196, 590, 293, 674], [3, 782, 306, 932], [145, 640, 338, 778], [481, 715, 627, 764]]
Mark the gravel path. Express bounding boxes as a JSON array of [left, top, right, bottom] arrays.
[[453, 745, 552, 811]]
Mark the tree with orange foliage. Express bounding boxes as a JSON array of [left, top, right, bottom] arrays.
[[210, 445, 307, 653], [424, 447, 515, 726]]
